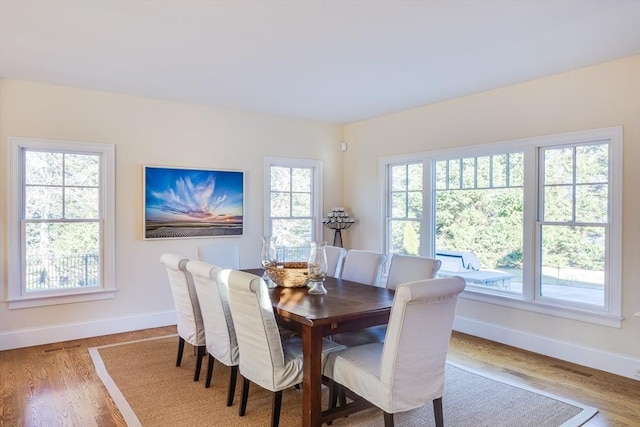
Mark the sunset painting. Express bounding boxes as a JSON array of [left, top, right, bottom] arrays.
[[144, 166, 244, 239]]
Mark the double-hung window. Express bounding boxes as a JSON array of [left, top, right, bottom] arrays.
[[538, 143, 610, 307], [381, 127, 622, 326], [386, 162, 423, 257], [8, 137, 116, 309], [264, 157, 323, 259]]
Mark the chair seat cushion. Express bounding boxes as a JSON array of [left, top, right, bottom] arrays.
[[253, 335, 346, 392], [331, 325, 387, 347], [324, 341, 438, 413], [323, 343, 392, 408], [284, 336, 346, 370]]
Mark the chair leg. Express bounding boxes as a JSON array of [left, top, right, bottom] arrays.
[[271, 390, 283, 427], [339, 385, 346, 407], [227, 365, 238, 406], [433, 397, 443, 427], [193, 345, 206, 381], [327, 379, 338, 426], [383, 411, 394, 427], [239, 377, 250, 416], [328, 378, 338, 410], [176, 336, 185, 367], [205, 354, 214, 388]]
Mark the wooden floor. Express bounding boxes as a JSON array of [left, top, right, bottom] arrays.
[[1, 327, 638, 426]]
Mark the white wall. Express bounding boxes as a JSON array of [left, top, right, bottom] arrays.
[[343, 55, 640, 379], [0, 79, 344, 348]]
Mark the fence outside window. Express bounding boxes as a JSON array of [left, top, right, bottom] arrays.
[[26, 253, 100, 290]]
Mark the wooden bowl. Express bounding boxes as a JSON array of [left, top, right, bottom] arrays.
[[264, 262, 309, 287]]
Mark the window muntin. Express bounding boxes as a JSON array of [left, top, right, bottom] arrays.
[[265, 158, 322, 252], [434, 153, 524, 295], [9, 138, 115, 308], [538, 143, 609, 307], [381, 127, 622, 325], [387, 163, 422, 256]]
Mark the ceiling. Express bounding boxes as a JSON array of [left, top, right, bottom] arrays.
[[1, 0, 639, 124]]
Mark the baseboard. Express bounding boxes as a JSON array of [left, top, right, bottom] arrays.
[[0, 311, 177, 351], [3, 311, 638, 381], [454, 315, 640, 381]]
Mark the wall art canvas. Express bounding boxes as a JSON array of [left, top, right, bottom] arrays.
[[144, 166, 244, 239]]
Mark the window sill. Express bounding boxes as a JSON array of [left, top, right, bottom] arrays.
[[460, 289, 623, 328], [7, 289, 117, 309]]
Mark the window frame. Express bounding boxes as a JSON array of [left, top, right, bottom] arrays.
[[380, 127, 622, 327], [263, 156, 323, 244], [8, 137, 116, 309], [384, 160, 425, 266], [536, 142, 611, 309]]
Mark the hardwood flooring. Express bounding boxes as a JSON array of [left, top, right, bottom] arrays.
[[1, 327, 638, 426], [447, 333, 640, 427]]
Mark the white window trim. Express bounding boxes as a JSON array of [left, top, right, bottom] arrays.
[[378, 153, 424, 259], [379, 126, 623, 327], [8, 137, 116, 309], [379, 159, 426, 276], [263, 156, 323, 241]]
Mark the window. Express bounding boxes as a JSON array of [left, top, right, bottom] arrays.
[[381, 127, 622, 326], [8, 137, 116, 309], [264, 157, 323, 258], [538, 143, 609, 307], [387, 162, 423, 256], [434, 153, 524, 296]]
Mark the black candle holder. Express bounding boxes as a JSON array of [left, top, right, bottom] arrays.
[[322, 208, 355, 247]]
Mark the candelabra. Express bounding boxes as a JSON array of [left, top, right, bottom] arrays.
[[322, 207, 355, 247]]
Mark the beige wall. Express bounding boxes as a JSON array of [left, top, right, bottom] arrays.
[[1, 56, 638, 377], [343, 55, 640, 369], [0, 79, 344, 342]]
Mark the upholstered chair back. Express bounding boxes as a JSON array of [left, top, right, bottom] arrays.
[[380, 276, 465, 410], [226, 270, 302, 392], [331, 255, 445, 347], [340, 249, 387, 286], [325, 245, 347, 278], [385, 254, 442, 290], [187, 260, 238, 366], [196, 243, 241, 269], [160, 253, 205, 346]]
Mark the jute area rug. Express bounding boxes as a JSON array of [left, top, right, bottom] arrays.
[[89, 335, 597, 427]]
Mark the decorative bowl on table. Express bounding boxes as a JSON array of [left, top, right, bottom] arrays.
[[263, 262, 310, 287]]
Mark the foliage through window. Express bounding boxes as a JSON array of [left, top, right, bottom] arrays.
[[9, 138, 116, 308], [264, 157, 322, 258], [387, 163, 423, 256], [539, 143, 609, 306], [434, 153, 524, 295], [382, 127, 622, 325]]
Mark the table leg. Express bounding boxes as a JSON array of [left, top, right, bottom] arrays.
[[301, 325, 323, 427]]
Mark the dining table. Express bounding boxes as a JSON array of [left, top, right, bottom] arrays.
[[243, 268, 395, 427]]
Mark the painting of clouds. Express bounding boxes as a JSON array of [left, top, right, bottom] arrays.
[[144, 166, 244, 239]]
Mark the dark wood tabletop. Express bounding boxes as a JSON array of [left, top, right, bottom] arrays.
[[242, 268, 395, 427]]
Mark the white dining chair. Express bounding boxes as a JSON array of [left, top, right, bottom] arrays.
[[225, 270, 345, 427], [186, 260, 239, 406], [196, 243, 241, 269], [340, 249, 387, 286], [332, 254, 443, 346], [160, 253, 206, 382], [325, 245, 347, 278], [324, 276, 466, 427], [385, 254, 442, 290]]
